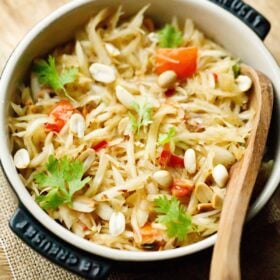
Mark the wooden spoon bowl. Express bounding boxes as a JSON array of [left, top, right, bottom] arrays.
[[210, 65, 273, 280]]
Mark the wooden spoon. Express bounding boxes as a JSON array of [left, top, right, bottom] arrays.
[[210, 65, 273, 280]]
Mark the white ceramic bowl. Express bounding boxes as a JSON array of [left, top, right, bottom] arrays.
[[0, 0, 279, 277]]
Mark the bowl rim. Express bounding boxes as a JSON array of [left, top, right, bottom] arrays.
[[0, 0, 280, 261]]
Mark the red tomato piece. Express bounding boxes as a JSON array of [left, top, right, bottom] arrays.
[[213, 72, 218, 82], [168, 154, 185, 168], [44, 120, 64, 133], [164, 88, 176, 97], [171, 185, 191, 197], [171, 180, 194, 198], [92, 140, 108, 151], [82, 225, 88, 231], [158, 144, 171, 167], [140, 224, 163, 244], [45, 100, 75, 132], [158, 144, 184, 168], [156, 47, 198, 79]]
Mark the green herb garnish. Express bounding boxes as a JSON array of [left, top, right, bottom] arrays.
[[232, 63, 241, 78], [33, 55, 78, 100], [158, 127, 176, 145], [34, 155, 90, 210], [128, 100, 153, 136], [154, 196, 192, 241], [157, 24, 183, 48]]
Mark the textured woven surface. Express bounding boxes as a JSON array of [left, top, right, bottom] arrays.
[[0, 174, 80, 280]]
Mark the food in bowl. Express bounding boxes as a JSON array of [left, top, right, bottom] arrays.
[[9, 6, 254, 251]]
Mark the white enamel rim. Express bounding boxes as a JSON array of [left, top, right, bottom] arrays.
[[0, 0, 280, 261]]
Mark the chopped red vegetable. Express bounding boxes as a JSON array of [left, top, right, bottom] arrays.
[[45, 100, 76, 132], [45, 100, 75, 132], [164, 88, 175, 97], [171, 185, 191, 198], [82, 225, 89, 231], [158, 144, 171, 167], [156, 47, 198, 79], [158, 144, 184, 168], [92, 140, 108, 151], [213, 72, 218, 82], [169, 154, 185, 168], [140, 223, 162, 244], [171, 179, 194, 198], [44, 120, 65, 132]]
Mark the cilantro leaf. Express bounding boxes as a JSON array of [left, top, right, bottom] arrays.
[[34, 155, 90, 210], [129, 100, 153, 136], [128, 112, 138, 133], [60, 68, 78, 87], [36, 188, 69, 210], [33, 55, 78, 98], [62, 159, 91, 197], [157, 24, 183, 48], [154, 196, 192, 241], [34, 155, 67, 193], [158, 127, 176, 145], [232, 63, 241, 78]]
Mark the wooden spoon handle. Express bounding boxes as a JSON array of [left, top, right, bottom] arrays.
[[210, 68, 273, 280]]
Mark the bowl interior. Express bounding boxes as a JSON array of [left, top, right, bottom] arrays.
[[1, 0, 280, 261]]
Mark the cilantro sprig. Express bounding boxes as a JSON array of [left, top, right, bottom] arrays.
[[154, 196, 192, 241], [33, 55, 78, 100], [157, 24, 183, 48], [232, 62, 241, 78], [34, 155, 90, 210], [128, 100, 153, 136], [158, 127, 176, 145]]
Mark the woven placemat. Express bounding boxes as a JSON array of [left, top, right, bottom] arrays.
[[0, 173, 81, 280]]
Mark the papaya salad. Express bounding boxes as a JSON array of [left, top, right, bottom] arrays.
[[9, 6, 254, 251]]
